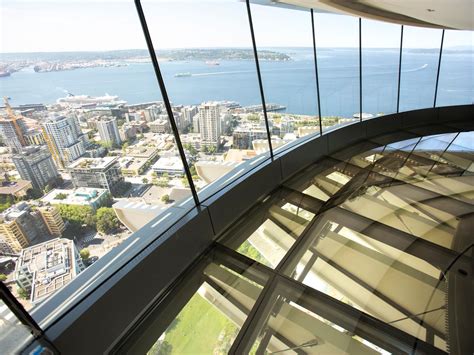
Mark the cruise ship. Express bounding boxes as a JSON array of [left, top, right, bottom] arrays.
[[56, 93, 126, 107]]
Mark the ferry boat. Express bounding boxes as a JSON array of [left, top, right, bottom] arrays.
[[205, 61, 220, 66], [174, 72, 192, 78]]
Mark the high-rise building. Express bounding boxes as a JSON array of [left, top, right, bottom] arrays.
[[12, 146, 60, 190], [0, 202, 50, 253], [0, 107, 27, 152], [182, 105, 198, 128], [96, 116, 122, 147], [198, 103, 221, 148], [42, 114, 88, 168], [14, 238, 85, 304], [38, 205, 65, 237], [68, 157, 124, 194]]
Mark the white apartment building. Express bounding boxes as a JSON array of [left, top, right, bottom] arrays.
[[96, 116, 122, 147], [198, 102, 221, 148], [42, 114, 87, 168]]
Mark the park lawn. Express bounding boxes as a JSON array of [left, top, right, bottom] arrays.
[[163, 292, 239, 354]]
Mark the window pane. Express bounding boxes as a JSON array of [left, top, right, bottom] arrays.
[[142, 0, 270, 201], [362, 19, 401, 117], [120, 254, 269, 354], [0, 0, 193, 325], [399, 26, 443, 111], [314, 13, 360, 126], [436, 30, 474, 106], [251, 4, 320, 152]]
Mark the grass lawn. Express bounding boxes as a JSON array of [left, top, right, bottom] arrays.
[[163, 291, 239, 354]]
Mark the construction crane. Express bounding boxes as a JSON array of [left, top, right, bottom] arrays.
[[41, 125, 65, 169], [2, 97, 27, 146]]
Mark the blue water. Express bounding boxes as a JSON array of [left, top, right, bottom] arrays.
[[0, 48, 472, 117]]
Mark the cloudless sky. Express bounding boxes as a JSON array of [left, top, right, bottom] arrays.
[[1, 0, 472, 53]]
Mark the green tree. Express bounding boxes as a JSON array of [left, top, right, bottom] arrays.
[[55, 193, 67, 200], [26, 188, 43, 200], [0, 274, 7, 282], [80, 249, 90, 260], [142, 177, 149, 184], [18, 287, 29, 300], [58, 204, 96, 227], [161, 194, 170, 204], [96, 207, 121, 234]]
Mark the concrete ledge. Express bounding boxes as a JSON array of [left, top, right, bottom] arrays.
[[278, 134, 329, 181], [202, 158, 282, 236]]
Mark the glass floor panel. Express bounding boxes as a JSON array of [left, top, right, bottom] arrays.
[[120, 130, 473, 355]]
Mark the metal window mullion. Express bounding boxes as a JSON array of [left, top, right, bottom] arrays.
[[433, 30, 445, 107], [359, 18, 363, 122], [397, 25, 404, 113], [246, 0, 274, 159], [134, 0, 199, 206], [0, 282, 59, 353], [311, 9, 323, 135]]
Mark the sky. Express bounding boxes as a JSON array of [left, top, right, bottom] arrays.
[[1, 0, 472, 53]]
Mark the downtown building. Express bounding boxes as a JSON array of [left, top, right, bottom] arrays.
[[41, 114, 88, 169], [14, 238, 85, 305], [68, 157, 124, 194], [96, 116, 122, 148], [12, 146, 60, 190], [0, 202, 51, 253], [0, 112, 27, 153], [198, 102, 221, 148]]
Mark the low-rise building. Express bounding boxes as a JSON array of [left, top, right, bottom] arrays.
[[119, 146, 159, 176], [0, 180, 32, 199], [149, 119, 170, 134], [151, 156, 185, 176], [14, 238, 85, 304], [68, 157, 124, 194], [42, 187, 110, 210]]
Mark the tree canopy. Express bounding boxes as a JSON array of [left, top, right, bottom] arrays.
[[96, 207, 121, 234]]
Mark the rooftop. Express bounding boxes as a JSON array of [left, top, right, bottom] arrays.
[[16, 238, 82, 304], [0, 180, 32, 196], [42, 187, 108, 206], [68, 156, 118, 170]]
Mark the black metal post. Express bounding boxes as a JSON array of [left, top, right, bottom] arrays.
[[246, 0, 274, 158], [134, 0, 199, 206], [397, 25, 404, 113], [311, 9, 323, 135], [433, 30, 445, 107], [359, 18, 363, 122], [0, 282, 59, 352]]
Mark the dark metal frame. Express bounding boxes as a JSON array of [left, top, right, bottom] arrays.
[[246, 0, 274, 159], [0, 282, 59, 353], [311, 9, 323, 134], [134, 0, 200, 206], [434, 29, 445, 107], [359, 17, 363, 122], [397, 25, 404, 113]]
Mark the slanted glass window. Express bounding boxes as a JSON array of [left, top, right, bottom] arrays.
[[436, 30, 474, 106], [314, 13, 360, 126], [399, 26, 443, 111], [142, 0, 269, 202], [250, 3, 321, 152], [361, 19, 401, 117]]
